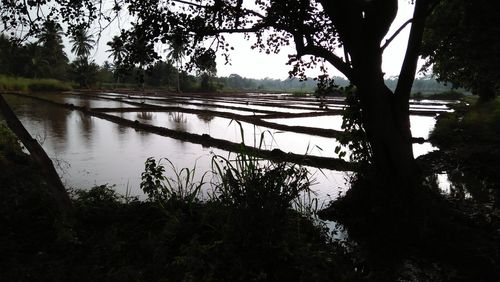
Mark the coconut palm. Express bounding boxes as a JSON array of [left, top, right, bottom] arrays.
[[36, 20, 68, 79], [106, 36, 128, 84], [166, 33, 187, 92], [37, 20, 65, 49], [107, 36, 127, 64], [69, 26, 95, 58]]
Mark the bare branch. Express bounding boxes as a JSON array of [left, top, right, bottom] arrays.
[[381, 18, 412, 50]]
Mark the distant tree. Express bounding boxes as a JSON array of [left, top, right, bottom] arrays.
[[69, 26, 95, 59], [194, 48, 217, 92], [421, 0, 500, 102], [166, 33, 188, 92], [36, 20, 68, 80], [145, 60, 177, 88], [107, 36, 126, 64], [106, 36, 128, 84], [70, 57, 99, 88], [68, 25, 97, 87]]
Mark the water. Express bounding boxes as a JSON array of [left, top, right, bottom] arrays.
[[3, 93, 439, 203]]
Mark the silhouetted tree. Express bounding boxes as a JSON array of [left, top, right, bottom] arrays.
[[36, 20, 68, 80], [107, 36, 128, 83], [69, 26, 95, 59], [421, 0, 500, 102], [167, 33, 188, 92]]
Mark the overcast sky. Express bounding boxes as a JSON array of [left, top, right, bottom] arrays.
[[77, 0, 420, 80]]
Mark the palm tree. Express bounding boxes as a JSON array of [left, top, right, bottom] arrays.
[[37, 20, 65, 49], [36, 20, 68, 79], [166, 33, 186, 92], [106, 36, 126, 64], [69, 26, 95, 58], [107, 36, 127, 84]]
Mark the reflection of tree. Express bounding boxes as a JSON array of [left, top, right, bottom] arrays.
[[9, 95, 70, 152], [42, 102, 70, 144], [196, 113, 214, 123], [136, 112, 154, 121], [168, 112, 187, 131], [446, 169, 497, 205], [77, 110, 94, 148]]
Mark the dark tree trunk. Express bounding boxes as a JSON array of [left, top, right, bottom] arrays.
[[0, 94, 73, 220], [353, 48, 419, 196], [476, 80, 496, 103]]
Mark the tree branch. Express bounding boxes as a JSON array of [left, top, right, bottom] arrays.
[[293, 34, 354, 81], [381, 18, 413, 50], [395, 0, 431, 100]]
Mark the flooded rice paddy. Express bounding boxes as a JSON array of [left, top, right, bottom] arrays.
[[4, 92, 451, 203]]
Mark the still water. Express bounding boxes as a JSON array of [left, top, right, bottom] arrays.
[[4, 93, 438, 203]]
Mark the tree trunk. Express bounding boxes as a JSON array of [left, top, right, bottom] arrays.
[[476, 80, 496, 103], [353, 47, 420, 196], [0, 94, 73, 220]]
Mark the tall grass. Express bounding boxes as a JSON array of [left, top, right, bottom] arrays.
[[0, 75, 72, 92], [140, 157, 206, 205]]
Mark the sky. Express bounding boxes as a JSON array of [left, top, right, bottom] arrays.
[[75, 0, 420, 80]]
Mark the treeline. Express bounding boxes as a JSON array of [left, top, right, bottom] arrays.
[[1, 30, 455, 94], [0, 33, 203, 92], [216, 74, 456, 94]]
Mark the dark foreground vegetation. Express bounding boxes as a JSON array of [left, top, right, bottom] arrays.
[[1, 122, 360, 281], [317, 96, 500, 281], [429, 97, 500, 207]]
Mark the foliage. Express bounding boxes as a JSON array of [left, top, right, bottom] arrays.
[[334, 86, 372, 165], [421, 0, 500, 102], [426, 90, 465, 100], [430, 98, 500, 170], [144, 60, 177, 87], [69, 57, 99, 88], [0, 33, 67, 80], [0, 122, 23, 160], [69, 25, 95, 58], [141, 157, 205, 205], [35, 20, 69, 80], [211, 153, 310, 211], [314, 75, 340, 97], [0, 131, 361, 281]]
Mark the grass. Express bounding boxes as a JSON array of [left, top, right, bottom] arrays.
[[0, 75, 73, 92]]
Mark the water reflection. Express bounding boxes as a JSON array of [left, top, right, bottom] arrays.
[[136, 111, 154, 121], [196, 113, 215, 123], [4, 93, 444, 203], [168, 112, 188, 131]]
